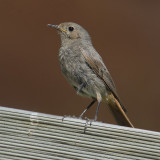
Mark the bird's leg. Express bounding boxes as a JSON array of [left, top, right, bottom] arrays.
[[77, 82, 86, 95], [83, 96, 100, 133], [94, 92, 102, 121], [94, 101, 101, 121], [80, 99, 96, 118]]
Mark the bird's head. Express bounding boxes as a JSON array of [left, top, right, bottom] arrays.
[[48, 22, 91, 45]]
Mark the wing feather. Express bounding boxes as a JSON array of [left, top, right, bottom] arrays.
[[80, 47, 126, 112]]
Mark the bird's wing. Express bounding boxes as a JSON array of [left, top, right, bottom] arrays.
[[80, 47, 134, 127], [80, 47, 119, 102]]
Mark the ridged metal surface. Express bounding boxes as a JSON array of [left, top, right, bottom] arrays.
[[0, 106, 160, 160]]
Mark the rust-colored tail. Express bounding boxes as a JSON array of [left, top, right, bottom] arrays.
[[104, 94, 134, 128]]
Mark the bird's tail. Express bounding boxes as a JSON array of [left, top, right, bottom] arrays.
[[104, 94, 134, 128]]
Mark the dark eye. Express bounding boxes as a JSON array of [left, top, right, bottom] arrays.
[[68, 26, 74, 32]]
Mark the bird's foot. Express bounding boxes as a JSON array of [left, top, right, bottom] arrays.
[[83, 117, 95, 133], [62, 115, 67, 122]]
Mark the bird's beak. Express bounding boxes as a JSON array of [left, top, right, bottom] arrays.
[[47, 24, 67, 33]]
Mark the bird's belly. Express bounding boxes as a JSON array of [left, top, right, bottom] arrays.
[[62, 68, 107, 98], [82, 76, 107, 98], [59, 55, 108, 99]]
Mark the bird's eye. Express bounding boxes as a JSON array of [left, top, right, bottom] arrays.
[[68, 26, 74, 32]]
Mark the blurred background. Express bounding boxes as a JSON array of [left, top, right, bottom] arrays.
[[0, 0, 160, 131]]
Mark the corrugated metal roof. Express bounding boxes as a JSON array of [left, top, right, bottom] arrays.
[[0, 106, 160, 160]]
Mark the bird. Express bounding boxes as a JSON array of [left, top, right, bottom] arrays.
[[48, 22, 134, 128]]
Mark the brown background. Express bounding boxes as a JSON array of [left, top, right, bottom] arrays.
[[0, 0, 160, 131]]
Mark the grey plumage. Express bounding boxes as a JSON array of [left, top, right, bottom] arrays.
[[48, 22, 134, 127]]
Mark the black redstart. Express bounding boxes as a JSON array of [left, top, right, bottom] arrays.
[[48, 22, 134, 127]]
